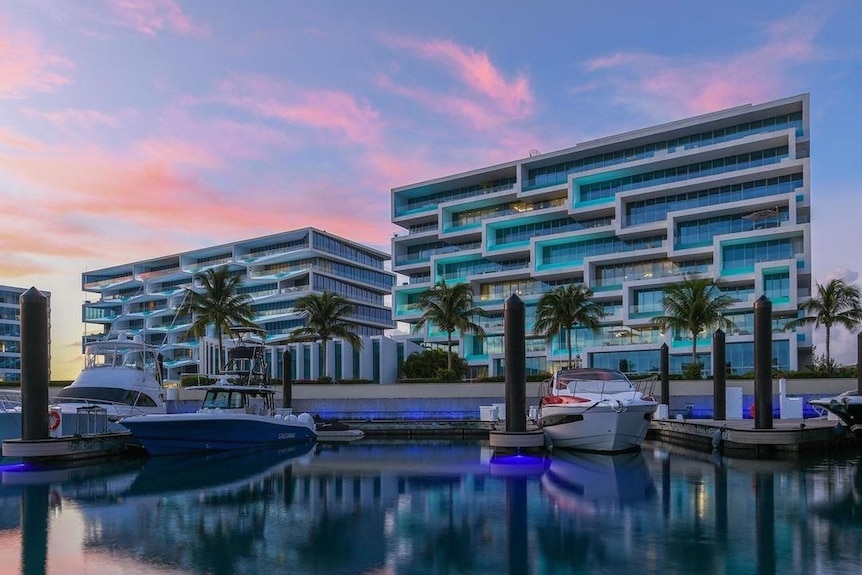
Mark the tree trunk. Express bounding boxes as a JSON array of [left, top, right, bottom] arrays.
[[217, 331, 224, 375], [321, 338, 328, 381], [691, 332, 698, 371], [447, 332, 453, 371], [566, 327, 573, 369], [825, 326, 832, 371]]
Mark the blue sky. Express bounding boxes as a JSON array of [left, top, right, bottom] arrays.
[[1, 0, 860, 378]]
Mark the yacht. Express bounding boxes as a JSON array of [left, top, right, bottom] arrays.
[[53, 335, 165, 431], [1, 335, 164, 442], [538, 368, 658, 452]]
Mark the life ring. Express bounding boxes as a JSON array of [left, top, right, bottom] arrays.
[[48, 409, 61, 431]]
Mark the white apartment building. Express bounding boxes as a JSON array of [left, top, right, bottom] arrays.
[[82, 228, 413, 383], [0, 285, 51, 383], [391, 94, 812, 378]]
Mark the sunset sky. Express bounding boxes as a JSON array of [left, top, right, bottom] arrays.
[[1, 0, 860, 379]]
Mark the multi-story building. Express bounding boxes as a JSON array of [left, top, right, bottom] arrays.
[[0, 285, 52, 383], [391, 94, 812, 378], [82, 228, 408, 382]]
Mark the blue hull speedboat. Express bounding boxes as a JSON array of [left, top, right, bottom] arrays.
[[122, 327, 318, 456], [121, 408, 317, 455]]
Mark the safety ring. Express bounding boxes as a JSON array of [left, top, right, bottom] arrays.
[[48, 409, 61, 431]]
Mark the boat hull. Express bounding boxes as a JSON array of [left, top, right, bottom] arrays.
[[809, 394, 862, 437], [121, 413, 317, 455], [540, 403, 656, 452]]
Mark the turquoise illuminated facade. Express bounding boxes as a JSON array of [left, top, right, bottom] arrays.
[[82, 228, 402, 382], [391, 94, 812, 377]]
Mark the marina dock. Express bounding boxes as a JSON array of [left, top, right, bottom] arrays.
[[648, 417, 856, 456]]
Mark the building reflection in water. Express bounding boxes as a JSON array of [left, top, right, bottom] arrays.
[[0, 441, 861, 574]]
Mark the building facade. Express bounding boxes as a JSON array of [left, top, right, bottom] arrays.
[[391, 94, 812, 378], [0, 285, 51, 384], [82, 228, 406, 382]]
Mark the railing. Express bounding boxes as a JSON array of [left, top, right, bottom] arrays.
[[539, 372, 658, 401], [138, 266, 181, 281]]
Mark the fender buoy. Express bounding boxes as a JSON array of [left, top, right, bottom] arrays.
[[48, 409, 61, 431]]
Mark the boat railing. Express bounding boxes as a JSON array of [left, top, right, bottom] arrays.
[[1, 391, 22, 411], [50, 395, 154, 418], [541, 373, 658, 400], [631, 374, 659, 398]]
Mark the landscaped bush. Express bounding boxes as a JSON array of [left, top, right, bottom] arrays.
[[180, 374, 216, 387], [400, 349, 468, 380]]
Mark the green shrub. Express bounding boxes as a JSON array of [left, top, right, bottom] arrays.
[[180, 374, 215, 387], [683, 363, 703, 380], [401, 349, 467, 380]]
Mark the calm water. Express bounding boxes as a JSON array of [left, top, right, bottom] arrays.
[[0, 440, 860, 575]]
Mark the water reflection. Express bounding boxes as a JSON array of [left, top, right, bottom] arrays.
[[542, 449, 655, 512], [0, 442, 861, 575]]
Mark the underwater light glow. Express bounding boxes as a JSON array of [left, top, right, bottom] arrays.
[[489, 453, 548, 477], [0, 462, 30, 473]]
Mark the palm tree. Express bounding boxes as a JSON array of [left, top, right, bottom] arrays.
[[787, 278, 862, 370], [178, 266, 256, 372], [533, 284, 605, 369], [413, 279, 486, 372], [653, 276, 737, 373], [288, 291, 362, 380]]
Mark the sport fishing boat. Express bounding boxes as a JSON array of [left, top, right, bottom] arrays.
[[809, 390, 862, 437], [53, 335, 165, 423], [121, 327, 317, 455], [537, 368, 658, 452], [2, 335, 164, 442]]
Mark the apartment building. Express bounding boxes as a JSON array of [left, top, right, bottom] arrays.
[[0, 285, 51, 383], [391, 94, 812, 377], [82, 228, 404, 382]]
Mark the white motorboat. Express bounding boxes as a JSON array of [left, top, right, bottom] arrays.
[[122, 327, 317, 455], [538, 368, 658, 452], [52, 335, 165, 432], [809, 390, 862, 437], [1, 335, 164, 443]]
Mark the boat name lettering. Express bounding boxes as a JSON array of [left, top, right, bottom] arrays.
[[278, 433, 297, 440], [67, 439, 98, 452]]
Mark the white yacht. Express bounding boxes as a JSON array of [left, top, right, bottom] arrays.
[[538, 368, 658, 452]]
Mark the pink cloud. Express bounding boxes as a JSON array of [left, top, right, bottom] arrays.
[[216, 73, 385, 147], [0, 127, 46, 152], [0, 134, 396, 267], [0, 20, 72, 98], [100, 0, 210, 39], [381, 36, 534, 128], [23, 107, 124, 128], [581, 7, 825, 118]]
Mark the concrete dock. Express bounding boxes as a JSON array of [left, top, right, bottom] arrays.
[[648, 417, 857, 457]]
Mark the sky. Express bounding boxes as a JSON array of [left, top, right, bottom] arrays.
[[1, 0, 860, 380]]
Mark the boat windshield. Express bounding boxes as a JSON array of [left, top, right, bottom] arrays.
[[202, 390, 245, 410], [54, 386, 159, 407], [84, 343, 156, 372], [201, 389, 273, 412], [556, 369, 633, 393]]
